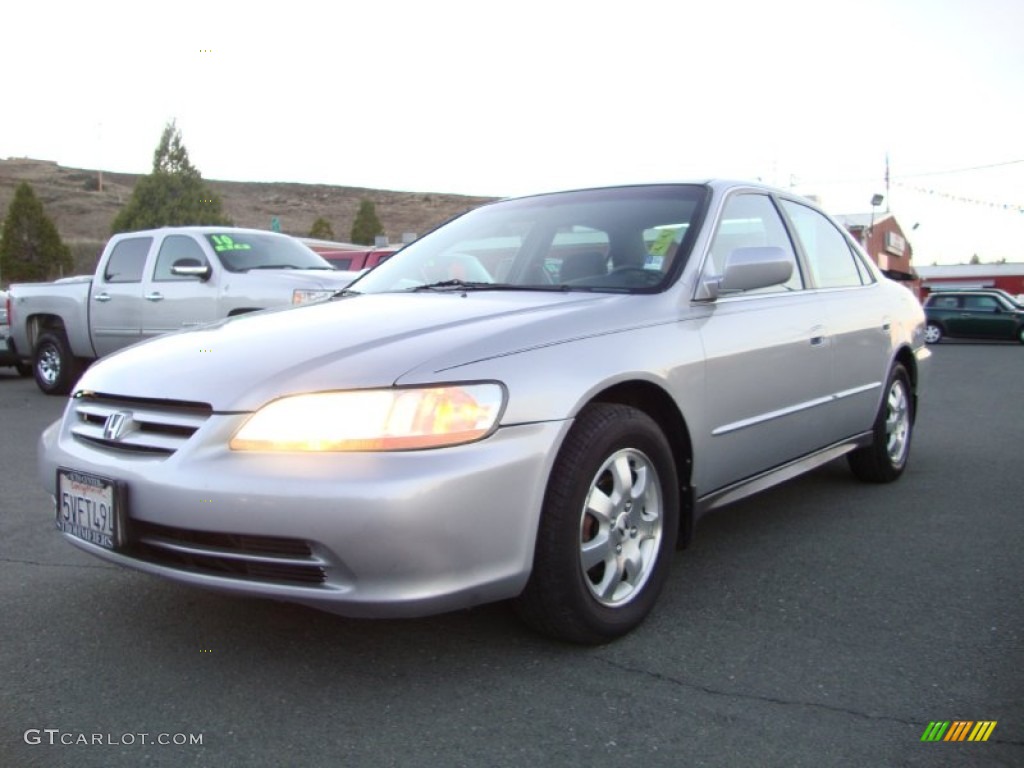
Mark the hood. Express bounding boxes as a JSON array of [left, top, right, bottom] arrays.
[[248, 268, 357, 288], [76, 290, 663, 411]]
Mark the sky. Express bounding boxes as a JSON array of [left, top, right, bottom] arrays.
[[2, 0, 1022, 265]]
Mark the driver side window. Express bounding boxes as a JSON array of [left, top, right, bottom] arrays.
[[705, 193, 803, 293], [154, 236, 209, 281]]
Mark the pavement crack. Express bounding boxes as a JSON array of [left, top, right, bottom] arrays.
[[593, 655, 923, 728]]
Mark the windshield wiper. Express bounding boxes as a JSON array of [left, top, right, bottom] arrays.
[[410, 279, 570, 293]]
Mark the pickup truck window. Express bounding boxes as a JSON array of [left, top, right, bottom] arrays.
[[203, 232, 333, 272], [154, 236, 208, 281], [103, 237, 153, 283]]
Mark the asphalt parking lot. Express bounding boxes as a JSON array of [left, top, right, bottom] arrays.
[[1, 343, 1021, 768]]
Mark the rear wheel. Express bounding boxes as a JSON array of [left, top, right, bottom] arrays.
[[924, 323, 943, 344], [1017, 326, 1024, 344], [848, 364, 913, 483], [515, 403, 679, 644], [34, 332, 82, 395], [15, 362, 31, 377]]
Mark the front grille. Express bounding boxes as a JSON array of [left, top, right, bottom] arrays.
[[71, 393, 212, 457], [128, 520, 327, 586]]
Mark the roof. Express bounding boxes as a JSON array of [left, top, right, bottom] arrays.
[[917, 263, 1024, 279], [834, 212, 895, 229]]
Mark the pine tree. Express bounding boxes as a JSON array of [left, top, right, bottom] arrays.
[[111, 120, 231, 233], [309, 216, 335, 240], [350, 200, 384, 245], [0, 182, 73, 283]]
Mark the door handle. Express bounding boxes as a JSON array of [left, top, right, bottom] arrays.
[[93, 293, 111, 302], [144, 292, 164, 302]]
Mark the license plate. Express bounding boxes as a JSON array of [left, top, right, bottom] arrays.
[[56, 469, 122, 550]]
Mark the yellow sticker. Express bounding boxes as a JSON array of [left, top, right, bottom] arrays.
[[649, 228, 678, 257]]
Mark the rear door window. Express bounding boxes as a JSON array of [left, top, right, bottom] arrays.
[[780, 200, 867, 289], [928, 295, 961, 309], [103, 238, 153, 283]]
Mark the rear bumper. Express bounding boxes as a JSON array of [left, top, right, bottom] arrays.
[[0, 329, 22, 364]]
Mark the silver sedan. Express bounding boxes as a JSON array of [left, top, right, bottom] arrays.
[[39, 181, 930, 644]]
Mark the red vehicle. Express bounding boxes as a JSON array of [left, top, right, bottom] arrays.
[[301, 239, 398, 272]]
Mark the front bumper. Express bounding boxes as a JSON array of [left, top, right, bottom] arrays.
[[40, 407, 568, 618]]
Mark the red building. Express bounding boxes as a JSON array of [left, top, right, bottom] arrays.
[[915, 263, 1024, 300], [835, 212, 920, 295]]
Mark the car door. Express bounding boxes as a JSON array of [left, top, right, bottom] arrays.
[[89, 236, 153, 357], [779, 199, 891, 441], [696, 192, 831, 494], [141, 233, 221, 339], [947, 295, 1016, 339]]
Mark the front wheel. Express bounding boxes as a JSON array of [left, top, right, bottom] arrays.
[[848, 364, 913, 483], [514, 403, 679, 644], [1017, 326, 1024, 345], [15, 362, 32, 377], [34, 332, 82, 395], [924, 323, 943, 344]]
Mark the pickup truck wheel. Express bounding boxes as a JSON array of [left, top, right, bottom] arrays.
[[15, 362, 32, 377], [34, 332, 82, 395], [514, 403, 679, 644]]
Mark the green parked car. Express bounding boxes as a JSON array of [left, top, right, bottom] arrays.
[[923, 289, 1024, 344]]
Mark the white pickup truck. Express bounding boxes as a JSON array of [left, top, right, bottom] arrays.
[[6, 226, 357, 394]]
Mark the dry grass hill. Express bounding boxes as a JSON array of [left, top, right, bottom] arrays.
[[0, 158, 496, 277]]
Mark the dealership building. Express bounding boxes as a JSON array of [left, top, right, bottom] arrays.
[[835, 212, 920, 292], [914, 263, 1024, 299]]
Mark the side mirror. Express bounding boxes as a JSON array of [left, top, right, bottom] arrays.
[[699, 246, 793, 300], [171, 258, 212, 281]]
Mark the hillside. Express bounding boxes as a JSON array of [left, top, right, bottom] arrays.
[[0, 158, 495, 277]]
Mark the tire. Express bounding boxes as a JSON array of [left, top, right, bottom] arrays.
[[15, 362, 32, 377], [848, 364, 913, 483], [33, 332, 82, 396], [924, 323, 943, 344], [514, 403, 679, 644], [1017, 326, 1024, 345]]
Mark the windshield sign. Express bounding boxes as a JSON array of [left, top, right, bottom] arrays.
[[204, 233, 333, 272]]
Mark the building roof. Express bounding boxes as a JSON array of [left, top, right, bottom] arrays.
[[917, 263, 1024, 279], [834, 212, 895, 229]]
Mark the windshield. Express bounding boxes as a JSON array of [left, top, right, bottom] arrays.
[[204, 232, 334, 272], [350, 185, 708, 294]]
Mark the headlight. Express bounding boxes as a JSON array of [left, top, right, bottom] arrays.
[[292, 289, 334, 305], [230, 384, 506, 451]]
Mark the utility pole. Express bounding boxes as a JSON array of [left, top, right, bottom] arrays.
[[885, 152, 890, 212]]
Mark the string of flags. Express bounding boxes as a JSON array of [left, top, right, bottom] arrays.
[[894, 182, 1024, 213]]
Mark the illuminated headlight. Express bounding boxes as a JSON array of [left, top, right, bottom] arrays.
[[292, 288, 334, 305], [230, 384, 506, 451]]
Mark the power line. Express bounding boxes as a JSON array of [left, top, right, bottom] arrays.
[[894, 182, 1024, 213], [792, 158, 1024, 188], [894, 158, 1024, 179]]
